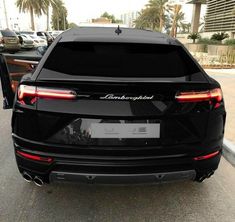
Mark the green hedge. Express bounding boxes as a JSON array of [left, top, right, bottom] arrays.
[[224, 39, 235, 45], [197, 38, 221, 45]]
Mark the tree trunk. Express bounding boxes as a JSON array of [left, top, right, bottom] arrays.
[[170, 5, 180, 38], [159, 10, 164, 32], [63, 13, 66, 30], [57, 15, 60, 30], [170, 11, 176, 37], [46, 6, 50, 31], [174, 26, 177, 38], [30, 6, 35, 31], [159, 18, 163, 32], [170, 20, 176, 37]]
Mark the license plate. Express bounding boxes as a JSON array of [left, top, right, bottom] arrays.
[[8, 39, 16, 43], [90, 123, 160, 138]]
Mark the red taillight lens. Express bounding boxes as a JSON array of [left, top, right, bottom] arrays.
[[16, 150, 53, 163], [193, 151, 220, 161], [175, 88, 222, 103], [17, 85, 76, 104], [18, 85, 36, 100], [36, 87, 77, 99]]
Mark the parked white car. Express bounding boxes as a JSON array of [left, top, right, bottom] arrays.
[[21, 34, 47, 48], [20, 35, 34, 50], [49, 31, 63, 38], [20, 31, 54, 46], [29, 35, 48, 48], [14, 32, 34, 50]]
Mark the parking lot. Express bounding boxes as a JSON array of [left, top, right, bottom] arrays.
[[0, 50, 235, 222]]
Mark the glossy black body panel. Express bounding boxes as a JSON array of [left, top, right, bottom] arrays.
[[0, 28, 226, 184]]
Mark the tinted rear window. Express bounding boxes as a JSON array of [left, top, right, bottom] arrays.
[[20, 32, 35, 36], [43, 42, 200, 78], [1, 30, 17, 37]]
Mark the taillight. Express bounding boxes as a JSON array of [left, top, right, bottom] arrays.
[[175, 88, 222, 103], [17, 85, 76, 105], [193, 151, 220, 161], [16, 150, 53, 163]]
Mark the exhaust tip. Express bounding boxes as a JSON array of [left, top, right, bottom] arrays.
[[22, 172, 32, 183], [34, 176, 44, 187]]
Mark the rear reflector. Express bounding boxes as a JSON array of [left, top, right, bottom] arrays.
[[193, 151, 220, 161], [176, 88, 222, 103], [16, 150, 53, 163], [18, 85, 76, 101]]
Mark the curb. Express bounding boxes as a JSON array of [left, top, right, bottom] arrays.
[[223, 139, 235, 166]]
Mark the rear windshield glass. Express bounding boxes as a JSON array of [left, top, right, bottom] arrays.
[[1, 30, 17, 37], [43, 42, 200, 78], [20, 32, 34, 35]]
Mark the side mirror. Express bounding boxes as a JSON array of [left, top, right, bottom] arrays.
[[37, 46, 48, 56]]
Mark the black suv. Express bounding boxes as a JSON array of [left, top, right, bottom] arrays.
[[0, 27, 226, 186]]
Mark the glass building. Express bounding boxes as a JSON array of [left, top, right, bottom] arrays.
[[205, 0, 235, 32]]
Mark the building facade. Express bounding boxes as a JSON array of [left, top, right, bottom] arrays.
[[120, 11, 139, 28], [205, 0, 235, 32]]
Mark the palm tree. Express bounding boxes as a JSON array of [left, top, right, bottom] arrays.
[[134, 8, 160, 31], [51, 0, 68, 30], [134, 0, 168, 32], [147, 0, 168, 32], [43, 0, 60, 31], [187, 33, 200, 43], [16, 0, 45, 30], [169, 4, 185, 38]]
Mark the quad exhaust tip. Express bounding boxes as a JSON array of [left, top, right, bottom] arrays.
[[197, 171, 214, 182], [22, 172, 33, 183], [33, 176, 44, 187], [22, 172, 44, 186]]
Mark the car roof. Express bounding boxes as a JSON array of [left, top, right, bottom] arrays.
[[59, 27, 180, 45]]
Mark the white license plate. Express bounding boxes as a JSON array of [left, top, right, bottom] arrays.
[[90, 123, 160, 138]]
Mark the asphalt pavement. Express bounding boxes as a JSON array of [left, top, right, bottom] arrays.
[[0, 51, 235, 222]]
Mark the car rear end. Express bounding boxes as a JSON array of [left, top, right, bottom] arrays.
[[36, 32, 54, 46], [20, 35, 34, 50], [12, 30, 226, 185], [0, 30, 21, 52], [26, 35, 47, 48]]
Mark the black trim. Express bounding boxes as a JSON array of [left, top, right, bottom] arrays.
[[49, 170, 196, 184]]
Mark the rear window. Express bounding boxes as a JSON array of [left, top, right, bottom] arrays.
[[43, 42, 200, 78], [1, 30, 17, 37], [21, 32, 34, 35]]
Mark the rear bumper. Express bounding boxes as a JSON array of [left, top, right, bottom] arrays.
[[15, 154, 221, 184], [13, 134, 223, 184], [21, 44, 34, 49], [49, 170, 196, 184], [34, 43, 47, 47], [3, 44, 21, 51]]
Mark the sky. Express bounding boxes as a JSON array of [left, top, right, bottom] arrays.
[[0, 0, 206, 30]]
